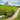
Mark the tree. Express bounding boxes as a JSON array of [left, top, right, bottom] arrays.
[[7, 10, 15, 17], [5, 2, 8, 6]]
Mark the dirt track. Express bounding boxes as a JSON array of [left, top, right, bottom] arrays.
[[5, 8, 20, 20]]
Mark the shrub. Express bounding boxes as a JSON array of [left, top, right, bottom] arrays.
[[7, 10, 15, 18]]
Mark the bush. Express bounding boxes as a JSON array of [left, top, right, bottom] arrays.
[[0, 9, 6, 15], [7, 10, 15, 18]]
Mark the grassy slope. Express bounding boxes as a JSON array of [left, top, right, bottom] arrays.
[[15, 10, 20, 20], [0, 5, 18, 15], [0, 5, 20, 20]]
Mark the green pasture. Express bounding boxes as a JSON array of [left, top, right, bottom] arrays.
[[15, 10, 20, 20], [0, 5, 20, 20], [0, 5, 18, 15]]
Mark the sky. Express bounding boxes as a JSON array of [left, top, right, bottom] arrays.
[[0, 0, 20, 6]]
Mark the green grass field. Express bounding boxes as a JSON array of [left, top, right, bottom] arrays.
[[0, 5, 18, 15], [0, 5, 20, 20], [15, 10, 20, 20]]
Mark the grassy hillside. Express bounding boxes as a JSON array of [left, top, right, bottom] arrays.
[[15, 10, 20, 20], [0, 5, 20, 20], [0, 5, 18, 15]]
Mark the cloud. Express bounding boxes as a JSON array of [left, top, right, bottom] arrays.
[[0, 0, 20, 6], [8, 3, 11, 5], [2, 0, 6, 2], [0, 2, 4, 5]]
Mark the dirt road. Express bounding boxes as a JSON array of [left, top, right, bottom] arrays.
[[5, 8, 20, 20]]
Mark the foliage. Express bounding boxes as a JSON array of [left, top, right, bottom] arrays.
[[0, 5, 18, 19]]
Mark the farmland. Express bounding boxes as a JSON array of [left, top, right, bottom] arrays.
[[0, 5, 18, 15], [0, 5, 20, 20]]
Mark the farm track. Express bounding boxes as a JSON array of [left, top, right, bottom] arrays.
[[5, 8, 20, 20]]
